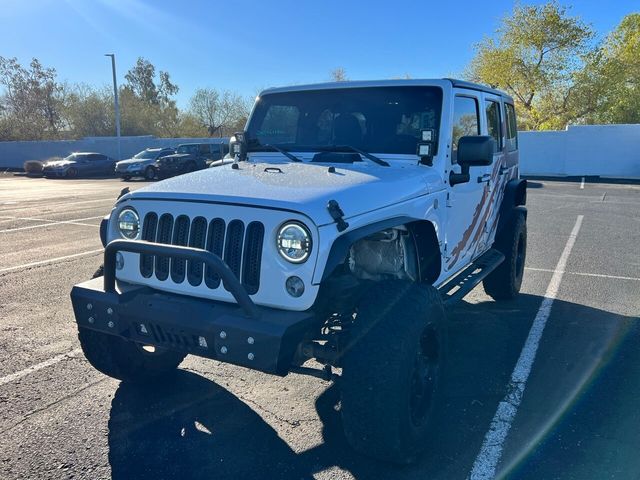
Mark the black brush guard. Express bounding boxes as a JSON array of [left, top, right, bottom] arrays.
[[70, 240, 314, 376]]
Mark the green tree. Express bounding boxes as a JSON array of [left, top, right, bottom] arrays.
[[330, 67, 348, 82], [467, 1, 594, 129], [0, 57, 64, 140], [124, 57, 179, 107], [577, 13, 640, 125], [189, 88, 251, 136]]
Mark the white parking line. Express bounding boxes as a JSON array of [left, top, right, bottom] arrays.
[[525, 267, 640, 282], [0, 248, 103, 275], [0, 349, 82, 387], [0, 196, 115, 213], [469, 215, 584, 480], [580, 177, 585, 189], [0, 215, 102, 233]]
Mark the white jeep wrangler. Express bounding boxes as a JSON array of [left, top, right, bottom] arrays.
[[71, 79, 527, 463]]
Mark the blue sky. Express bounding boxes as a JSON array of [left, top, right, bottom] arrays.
[[1, 0, 636, 108]]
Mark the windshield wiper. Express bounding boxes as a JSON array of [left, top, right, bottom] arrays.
[[257, 144, 303, 162], [322, 145, 390, 167]]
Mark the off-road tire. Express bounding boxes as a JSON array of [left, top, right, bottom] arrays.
[[340, 281, 448, 464], [483, 209, 527, 300], [78, 265, 186, 383], [78, 328, 186, 383], [144, 166, 156, 180]]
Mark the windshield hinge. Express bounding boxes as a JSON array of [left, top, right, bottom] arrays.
[[327, 200, 349, 232], [446, 192, 452, 208]]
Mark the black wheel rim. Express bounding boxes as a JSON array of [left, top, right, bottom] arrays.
[[409, 323, 440, 426]]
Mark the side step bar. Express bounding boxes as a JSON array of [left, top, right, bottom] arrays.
[[439, 249, 505, 306]]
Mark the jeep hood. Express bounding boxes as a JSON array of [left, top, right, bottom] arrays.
[[123, 159, 441, 226]]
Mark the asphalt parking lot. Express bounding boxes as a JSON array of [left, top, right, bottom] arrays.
[[1, 173, 639, 480]]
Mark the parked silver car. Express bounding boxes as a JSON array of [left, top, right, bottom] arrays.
[[115, 147, 175, 181], [43, 153, 116, 178]]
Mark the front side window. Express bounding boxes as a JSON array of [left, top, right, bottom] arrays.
[[451, 96, 480, 163], [247, 86, 443, 156], [177, 145, 198, 155], [485, 100, 503, 151]]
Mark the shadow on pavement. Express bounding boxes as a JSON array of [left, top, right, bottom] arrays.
[[107, 294, 633, 480]]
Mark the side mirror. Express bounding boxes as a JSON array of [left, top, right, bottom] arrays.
[[230, 131, 247, 162], [457, 136, 495, 166], [450, 136, 495, 186]]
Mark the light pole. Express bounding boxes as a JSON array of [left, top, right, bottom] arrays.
[[104, 53, 121, 160]]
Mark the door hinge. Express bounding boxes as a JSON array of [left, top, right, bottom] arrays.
[[446, 192, 452, 208]]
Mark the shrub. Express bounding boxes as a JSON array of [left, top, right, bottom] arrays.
[[24, 160, 44, 175]]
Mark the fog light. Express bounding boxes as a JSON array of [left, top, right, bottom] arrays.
[[285, 276, 305, 297], [115, 252, 124, 270]]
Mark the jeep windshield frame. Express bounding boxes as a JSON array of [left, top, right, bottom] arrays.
[[246, 86, 443, 158]]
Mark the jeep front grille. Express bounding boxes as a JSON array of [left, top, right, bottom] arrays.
[[139, 212, 264, 295]]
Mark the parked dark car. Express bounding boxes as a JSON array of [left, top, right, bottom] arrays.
[[115, 147, 175, 181], [42, 153, 116, 178], [154, 143, 228, 179]]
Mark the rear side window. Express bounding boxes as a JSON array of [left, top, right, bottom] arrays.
[[485, 100, 502, 151], [199, 144, 210, 154], [505, 103, 518, 151], [451, 96, 480, 163]]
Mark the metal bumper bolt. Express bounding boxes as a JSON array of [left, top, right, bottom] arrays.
[[247, 337, 255, 345], [107, 307, 113, 315], [88, 316, 94, 324], [220, 346, 228, 354], [107, 321, 114, 329], [247, 353, 255, 361], [219, 331, 227, 339]]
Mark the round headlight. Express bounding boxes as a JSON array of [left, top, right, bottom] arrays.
[[117, 208, 140, 239], [277, 222, 312, 263]]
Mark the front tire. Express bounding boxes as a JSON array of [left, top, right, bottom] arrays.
[[483, 208, 527, 300], [66, 167, 78, 178], [144, 166, 156, 180], [78, 328, 186, 383], [340, 281, 448, 464]]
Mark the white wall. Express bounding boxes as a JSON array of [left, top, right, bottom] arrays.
[[2, 125, 639, 178], [0, 135, 229, 169], [519, 124, 640, 178]]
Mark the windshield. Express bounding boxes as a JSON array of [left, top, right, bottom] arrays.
[[177, 144, 198, 154], [133, 149, 158, 159], [246, 86, 442, 156]]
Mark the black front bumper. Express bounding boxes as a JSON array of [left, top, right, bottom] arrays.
[[70, 240, 315, 376]]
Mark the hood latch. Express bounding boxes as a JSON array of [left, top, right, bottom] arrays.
[[327, 200, 349, 232]]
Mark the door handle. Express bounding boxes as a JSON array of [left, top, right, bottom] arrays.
[[477, 173, 491, 183]]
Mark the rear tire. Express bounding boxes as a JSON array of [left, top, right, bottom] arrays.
[[483, 209, 527, 300], [340, 281, 448, 464]]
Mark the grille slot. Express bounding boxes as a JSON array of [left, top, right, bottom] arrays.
[[223, 220, 245, 291], [140, 212, 158, 278], [205, 218, 226, 289], [187, 216, 208, 286], [242, 222, 264, 295], [138, 212, 264, 295], [170, 215, 190, 283], [154, 213, 174, 281]]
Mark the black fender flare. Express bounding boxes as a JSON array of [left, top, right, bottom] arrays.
[[320, 216, 415, 282], [496, 178, 527, 236]]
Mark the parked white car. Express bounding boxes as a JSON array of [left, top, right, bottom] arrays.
[[71, 78, 527, 464]]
